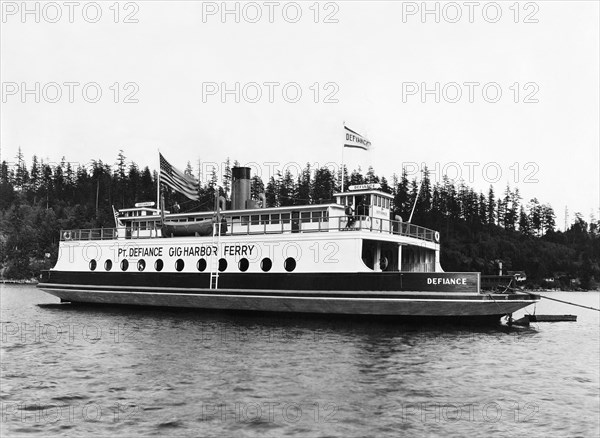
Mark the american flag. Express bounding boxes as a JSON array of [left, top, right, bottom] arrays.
[[159, 153, 200, 201]]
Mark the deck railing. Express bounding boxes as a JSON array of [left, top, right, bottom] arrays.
[[60, 215, 439, 244]]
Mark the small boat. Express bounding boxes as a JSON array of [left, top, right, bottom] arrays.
[[529, 314, 577, 322], [38, 166, 539, 323], [161, 219, 214, 237]]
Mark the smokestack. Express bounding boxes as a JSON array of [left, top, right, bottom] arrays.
[[232, 167, 251, 210]]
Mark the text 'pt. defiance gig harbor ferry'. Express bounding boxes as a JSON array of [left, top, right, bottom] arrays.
[[38, 167, 539, 323]]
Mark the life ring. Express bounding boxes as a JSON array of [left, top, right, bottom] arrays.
[[379, 256, 389, 271], [63, 231, 72, 240], [434, 231, 440, 242]]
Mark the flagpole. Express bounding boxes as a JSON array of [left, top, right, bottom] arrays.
[[341, 121, 345, 193], [156, 149, 161, 211]]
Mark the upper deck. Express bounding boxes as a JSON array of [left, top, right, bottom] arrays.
[[59, 186, 440, 245], [60, 210, 438, 243]]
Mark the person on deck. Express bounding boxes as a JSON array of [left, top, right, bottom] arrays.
[[345, 201, 355, 228]]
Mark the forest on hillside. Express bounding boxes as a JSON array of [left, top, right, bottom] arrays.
[[1, 149, 598, 289]]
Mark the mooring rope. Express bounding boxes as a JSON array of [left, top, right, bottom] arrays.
[[537, 295, 600, 312], [511, 290, 600, 312]]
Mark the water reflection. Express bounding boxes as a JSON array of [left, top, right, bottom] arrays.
[[2, 287, 598, 438]]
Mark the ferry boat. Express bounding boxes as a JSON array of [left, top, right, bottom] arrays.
[[38, 166, 539, 323]]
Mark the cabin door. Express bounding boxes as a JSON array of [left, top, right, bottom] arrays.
[[291, 211, 300, 233], [125, 221, 132, 239]]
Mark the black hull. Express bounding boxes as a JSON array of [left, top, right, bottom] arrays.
[[40, 270, 480, 293], [38, 270, 539, 319]]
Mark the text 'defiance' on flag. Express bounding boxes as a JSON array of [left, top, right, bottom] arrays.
[[344, 126, 371, 151], [159, 153, 200, 201]]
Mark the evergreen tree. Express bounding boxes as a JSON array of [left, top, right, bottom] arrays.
[[393, 168, 410, 220], [140, 167, 154, 202], [29, 155, 40, 202], [496, 198, 505, 228], [222, 158, 232, 199], [541, 204, 556, 234], [380, 176, 391, 194], [128, 162, 141, 205], [278, 170, 295, 207], [528, 198, 542, 236], [487, 186, 496, 225], [365, 166, 379, 184], [184, 161, 194, 177], [296, 163, 311, 205], [478, 193, 487, 225], [418, 168, 432, 214], [312, 167, 335, 203], [519, 206, 531, 235], [250, 175, 265, 201], [14, 147, 29, 189], [265, 176, 278, 207], [0, 161, 14, 209]]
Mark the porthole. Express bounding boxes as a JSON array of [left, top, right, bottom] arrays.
[[121, 259, 129, 271], [104, 259, 112, 271], [284, 257, 296, 272], [137, 259, 146, 271], [218, 258, 227, 272], [155, 259, 164, 271], [260, 258, 272, 272], [197, 258, 207, 272], [89, 259, 97, 271], [175, 259, 185, 272], [238, 258, 249, 272]]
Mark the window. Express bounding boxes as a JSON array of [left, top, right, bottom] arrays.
[[261, 214, 269, 225], [301, 212, 310, 223], [281, 213, 290, 224], [155, 259, 164, 271], [251, 215, 260, 225], [260, 258, 272, 272], [238, 258, 249, 272], [284, 257, 296, 272], [271, 214, 280, 225], [197, 258, 207, 272], [137, 260, 146, 271], [121, 259, 129, 271], [218, 258, 227, 272], [175, 259, 185, 272], [312, 211, 323, 223], [89, 260, 97, 271], [104, 260, 112, 271]]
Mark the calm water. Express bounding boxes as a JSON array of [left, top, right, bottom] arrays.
[[1, 285, 598, 437]]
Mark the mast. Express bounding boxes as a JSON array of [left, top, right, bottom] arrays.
[[408, 171, 423, 224]]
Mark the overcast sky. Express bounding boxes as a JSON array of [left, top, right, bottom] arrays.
[[1, 1, 598, 227]]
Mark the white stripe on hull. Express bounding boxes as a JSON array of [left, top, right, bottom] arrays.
[[40, 288, 536, 316]]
